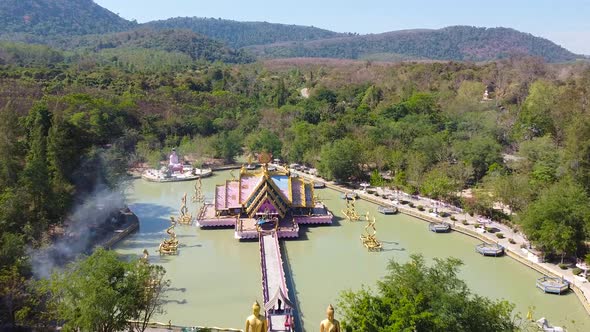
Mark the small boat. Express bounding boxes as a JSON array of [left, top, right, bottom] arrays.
[[429, 222, 451, 233], [246, 164, 258, 170], [341, 192, 358, 200], [313, 181, 326, 189], [377, 206, 397, 215], [267, 165, 277, 172], [475, 243, 504, 256]]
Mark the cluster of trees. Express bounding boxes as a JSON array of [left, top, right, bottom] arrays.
[[0, 245, 168, 331], [338, 255, 520, 331], [247, 26, 579, 63]]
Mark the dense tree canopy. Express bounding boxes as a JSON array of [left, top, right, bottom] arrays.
[[338, 255, 517, 331]]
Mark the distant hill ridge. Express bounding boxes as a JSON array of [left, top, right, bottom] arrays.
[[145, 17, 346, 48], [0, 0, 581, 63], [245, 26, 579, 63]]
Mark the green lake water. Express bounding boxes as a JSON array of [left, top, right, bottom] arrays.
[[115, 171, 590, 331]]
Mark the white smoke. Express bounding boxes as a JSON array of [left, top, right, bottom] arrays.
[[31, 185, 127, 278]]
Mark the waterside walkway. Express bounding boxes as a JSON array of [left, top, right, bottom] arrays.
[[290, 168, 590, 316], [259, 232, 294, 331]]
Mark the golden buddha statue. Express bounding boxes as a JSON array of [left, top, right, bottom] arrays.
[[245, 301, 267, 332], [320, 304, 341, 332]]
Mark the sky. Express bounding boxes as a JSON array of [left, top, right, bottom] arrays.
[[94, 0, 590, 54]]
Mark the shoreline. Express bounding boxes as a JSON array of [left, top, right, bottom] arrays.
[[292, 169, 590, 317]]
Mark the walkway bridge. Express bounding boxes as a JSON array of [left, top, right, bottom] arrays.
[[259, 231, 295, 331]]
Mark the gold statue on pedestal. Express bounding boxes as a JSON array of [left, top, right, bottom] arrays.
[[360, 212, 382, 251], [342, 197, 360, 221], [158, 217, 179, 255], [177, 193, 193, 225], [245, 301, 267, 332], [320, 304, 341, 332]]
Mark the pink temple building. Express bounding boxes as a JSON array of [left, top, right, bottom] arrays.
[[197, 164, 333, 239]]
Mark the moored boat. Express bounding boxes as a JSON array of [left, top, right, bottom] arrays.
[[341, 192, 358, 200], [313, 181, 326, 189], [377, 206, 397, 214]]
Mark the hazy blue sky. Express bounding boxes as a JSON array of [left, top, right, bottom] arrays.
[[94, 0, 590, 54]]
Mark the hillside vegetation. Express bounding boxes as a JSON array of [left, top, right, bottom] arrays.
[[0, 0, 135, 39], [66, 29, 254, 64], [248, 26, 579, 63], [146, 17, 346, 48]]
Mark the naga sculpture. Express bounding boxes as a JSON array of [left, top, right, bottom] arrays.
[[360, 212, 382, 251], [342, 197, 360, 221], [192, 177, 204, 204], [177, 193, 193, 225], [158, 217, 179, 255]]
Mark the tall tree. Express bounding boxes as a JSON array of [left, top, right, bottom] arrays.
[[0, 104, 24, 189], [520, 178, 590, 262], [318, 138, 362, 181], [50, 249, 168, 332], [19, 103, 52, 236]]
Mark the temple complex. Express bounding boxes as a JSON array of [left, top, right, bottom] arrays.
[[197, 164, 333, 239]]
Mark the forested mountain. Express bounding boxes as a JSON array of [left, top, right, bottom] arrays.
[[145, 17, 346, 48], [0, 0, 136, 39], [247, 26, 579, 63], [66, 29, 254, 64], [0, 1, 580, 63]]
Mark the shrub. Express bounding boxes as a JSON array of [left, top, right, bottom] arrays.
[[520, 243, 527, 249], [474, 223, 481, 228], [508, 238, 516, 244], [558, 263, 569, 270], [573, 268, 583, 276], [400, 200, 409, 205], [485, 226, 494, 233], [450, 216, 457, 221], [462, 220, 469, 225], [496, 233, 504, 239], [417, 205, 425, 211], [409, 203, 415, 208]]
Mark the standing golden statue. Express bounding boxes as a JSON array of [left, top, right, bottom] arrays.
[[245, 301, 267, 332], [177, 193, 193, 225], [320, 304, 341, 332]]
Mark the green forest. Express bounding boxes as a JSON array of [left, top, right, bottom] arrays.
[[1, 31, 590, 329]]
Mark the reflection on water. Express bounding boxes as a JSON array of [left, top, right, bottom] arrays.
[[116, 171, 590, 331]]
